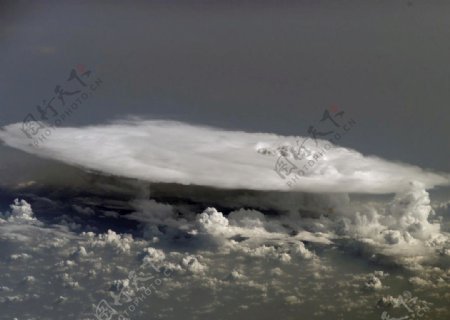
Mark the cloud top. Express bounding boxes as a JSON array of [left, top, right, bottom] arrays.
[[0, 119, 448, 194]]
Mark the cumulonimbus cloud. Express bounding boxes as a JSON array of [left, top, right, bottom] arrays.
[[0, 119, 448, 194]]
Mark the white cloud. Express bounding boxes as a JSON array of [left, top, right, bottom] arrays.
[[83, 230, 134, 253], [0, 199, 36, 222], [181, 255, 207, 274], [1, 119, 448, 194]]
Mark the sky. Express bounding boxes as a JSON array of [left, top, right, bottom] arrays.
[[0, 0, 449, 173]]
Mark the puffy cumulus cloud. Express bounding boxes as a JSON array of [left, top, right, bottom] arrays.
[[123, 185, 446, 268], [386, 182, 439, 241], [329, 182, 450, 264], [140, 246, 174, 273], [364, 274, 384, 291], [181, 255, 208, 274], [291, 241, 316, 260], [197, 207, 229, 233], [1, 119, 448, 194], [0, 196, 449, 320], [191, 207, 320, 260], [0, 179, 448, 319], [0, 199, 36, 222], [138, 185, 445, 267], [194, 207, 264, 245], [83, 230, 134, 253], [142, 247, 166, 263]]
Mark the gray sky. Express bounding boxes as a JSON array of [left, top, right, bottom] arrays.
[[1, 0, 449, 173]]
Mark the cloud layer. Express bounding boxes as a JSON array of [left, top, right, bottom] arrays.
[[0, 119, 448, 194], [0, 195, 449, 320]]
